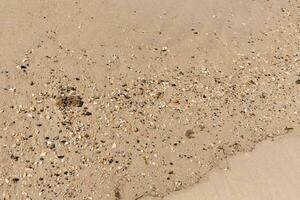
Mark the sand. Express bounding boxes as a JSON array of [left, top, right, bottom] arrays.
[[160, 131, 300, 200], [0, 0, 299, 200]]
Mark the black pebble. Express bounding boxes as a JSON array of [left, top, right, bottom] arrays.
[[12, 178, 20, 183]]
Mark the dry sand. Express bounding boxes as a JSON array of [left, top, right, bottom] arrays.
[[0, 0, 299, 200]]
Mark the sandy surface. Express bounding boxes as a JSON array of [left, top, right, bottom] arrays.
[[159, 131, 300, 200], [0, 0, 299, 200]]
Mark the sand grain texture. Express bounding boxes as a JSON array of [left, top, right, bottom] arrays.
[[0, 0, 299, 200]]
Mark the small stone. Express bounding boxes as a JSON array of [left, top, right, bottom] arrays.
[[12, 178, 20, 183], [82, 111, 92, 116], [284, 127, 294, 131], [161, 46, 168, 51], [57, 155, 65, 159], [55, 95, 83, 108], [185, 129, 195, 139]]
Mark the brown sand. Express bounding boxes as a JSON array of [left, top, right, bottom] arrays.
[[0, 0, 299, 200], [147, 130, 300, 200]]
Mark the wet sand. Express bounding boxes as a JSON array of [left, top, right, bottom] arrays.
[[0, 0, 299, 200], [160, 131, 300, 200]]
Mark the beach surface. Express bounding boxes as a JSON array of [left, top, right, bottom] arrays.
[[0, 0, 299, 200], [159, 131, 300, 200]]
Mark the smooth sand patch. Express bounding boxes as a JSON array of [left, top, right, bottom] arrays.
[[158, 132, 300, 200]]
